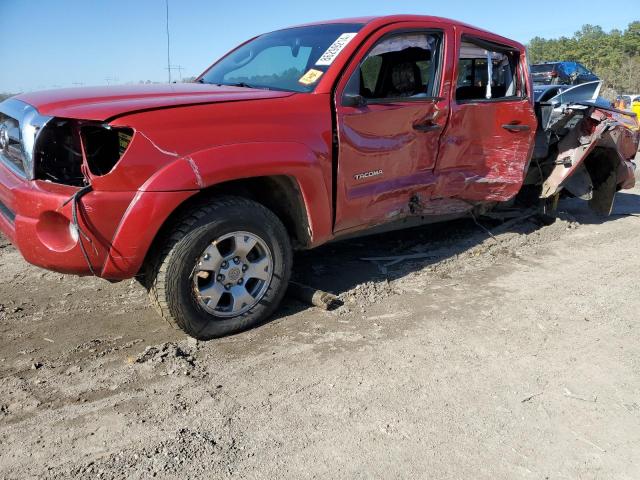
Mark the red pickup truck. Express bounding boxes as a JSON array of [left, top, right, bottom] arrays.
[[1, 16, 637, 339]]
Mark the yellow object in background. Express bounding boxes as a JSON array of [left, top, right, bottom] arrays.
[[632, 100, 640, 119]]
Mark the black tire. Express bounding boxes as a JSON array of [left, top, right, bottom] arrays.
[[146, 196, 292, 340]]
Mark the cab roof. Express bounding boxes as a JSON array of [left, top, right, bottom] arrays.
[[289, 15, 523, 50], [294, 14, 480, 28]]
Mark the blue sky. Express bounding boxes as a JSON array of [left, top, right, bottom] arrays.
[[1, 0, 637, 92]]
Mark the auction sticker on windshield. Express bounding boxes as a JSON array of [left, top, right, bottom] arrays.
[[299, 69, 324, 85], [316, 33, 358, 66]]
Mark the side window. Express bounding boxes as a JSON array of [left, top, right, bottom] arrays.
[[563, 62, 578, 76], [576, 63, 589, 75], [360, 55, 383, 95], [456, 38, 522, 102], [457, 59, 473, 86], [345, 32, 442, 101]]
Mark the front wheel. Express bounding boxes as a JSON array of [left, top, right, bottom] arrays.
[[146, 196, 292, 340]]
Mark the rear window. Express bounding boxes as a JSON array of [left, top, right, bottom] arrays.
[[531, 64, 556, 73], [456, 38, 523, 102]]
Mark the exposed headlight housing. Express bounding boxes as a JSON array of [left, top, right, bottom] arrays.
[[80, 124, 133, 176], [33, 120, 133, 186]]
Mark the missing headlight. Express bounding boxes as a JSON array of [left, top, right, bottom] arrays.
[[81, 125, 133, 176], [34, 119, 86, 186], [33, 120, 134, 186]]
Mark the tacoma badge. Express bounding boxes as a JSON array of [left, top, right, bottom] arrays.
[[354, 170, 383, 181]]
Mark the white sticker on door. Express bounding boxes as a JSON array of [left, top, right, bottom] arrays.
[[315, 33, 358, 66]]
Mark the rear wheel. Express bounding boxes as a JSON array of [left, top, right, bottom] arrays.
[[146, 196, 292, 340]]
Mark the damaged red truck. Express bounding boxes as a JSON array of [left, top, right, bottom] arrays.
[[1, 16, 638, 339]]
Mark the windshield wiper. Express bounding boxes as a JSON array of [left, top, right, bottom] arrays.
[[197, 80, 275, 91], [225, 82, 252, 88], [219, 82, 271, 91]]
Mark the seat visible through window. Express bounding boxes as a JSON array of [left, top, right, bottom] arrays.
[[378, 47, 429, 98], [346, 33, 441, 101], [455, 39, 521, 101]]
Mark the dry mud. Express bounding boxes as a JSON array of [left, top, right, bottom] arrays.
[[1, 188, 640, 479]]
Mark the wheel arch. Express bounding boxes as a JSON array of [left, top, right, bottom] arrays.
[[102, 142, 334, 279], [102, 175, 315, 280], [583, 146, 630, 215], [154, 175, 313, 250], [141, 141, 334, 242]]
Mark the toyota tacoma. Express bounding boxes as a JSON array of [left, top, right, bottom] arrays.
[[0, 16, 638, 339]]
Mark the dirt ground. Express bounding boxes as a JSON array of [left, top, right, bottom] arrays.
[[1, 184, 640, 479]]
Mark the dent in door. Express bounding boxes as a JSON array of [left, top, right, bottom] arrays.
[[435, 100, 536, 201], [337, 102, 444, 229]]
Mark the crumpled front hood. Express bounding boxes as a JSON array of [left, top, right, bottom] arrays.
[[15, 83, 295, 121]]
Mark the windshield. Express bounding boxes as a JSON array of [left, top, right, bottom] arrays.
[[199, 23, 364, 93]]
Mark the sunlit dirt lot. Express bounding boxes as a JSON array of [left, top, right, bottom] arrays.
[[1, 187, 640, 479]]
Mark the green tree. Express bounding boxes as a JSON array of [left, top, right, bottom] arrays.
[[528, 21, 640, 94]]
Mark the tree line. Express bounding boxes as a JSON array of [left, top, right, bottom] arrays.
[[528, 22, 640, 95]]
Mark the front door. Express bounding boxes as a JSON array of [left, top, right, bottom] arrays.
[[334, 25, 451, 232]]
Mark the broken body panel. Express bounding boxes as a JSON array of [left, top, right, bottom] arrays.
[[0, 15, 637, 280], [530, 81, 638, 215]]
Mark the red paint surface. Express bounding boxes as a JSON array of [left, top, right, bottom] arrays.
[[0, 164, 135, 276], [17, 84, 294, 122], [0, 15, 635, 279]]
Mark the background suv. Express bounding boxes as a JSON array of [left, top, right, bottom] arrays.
[[531, 61, 599, 85]]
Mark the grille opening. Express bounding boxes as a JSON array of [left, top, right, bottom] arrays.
[[81, 125, 133, 176], [34, 119, 85, 186]]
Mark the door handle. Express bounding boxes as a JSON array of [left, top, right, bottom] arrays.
[[413, 123, 442, 133], [502, 123, 531, 132]]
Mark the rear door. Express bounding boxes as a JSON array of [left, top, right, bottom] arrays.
[[434, 31, 537, 202], [333, 22, 453, 232]]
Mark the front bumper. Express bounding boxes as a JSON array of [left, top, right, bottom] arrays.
[[0, 160, 135, 277]]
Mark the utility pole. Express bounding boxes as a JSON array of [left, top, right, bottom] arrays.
[[166, 0, 171, 83], [174, 65, 183, 82], [166, 64, 184, 82]]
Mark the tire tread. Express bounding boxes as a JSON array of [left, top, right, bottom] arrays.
[[145, 196, 291, 338]]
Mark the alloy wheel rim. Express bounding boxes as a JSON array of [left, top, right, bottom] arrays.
[[192, 231, 273, 318]]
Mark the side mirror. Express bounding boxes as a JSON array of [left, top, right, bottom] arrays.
[[343, 94, 367, 108]]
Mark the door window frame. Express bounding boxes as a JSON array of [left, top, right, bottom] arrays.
[[454, 34, 527, 105], [340, 28, 446, 106]]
